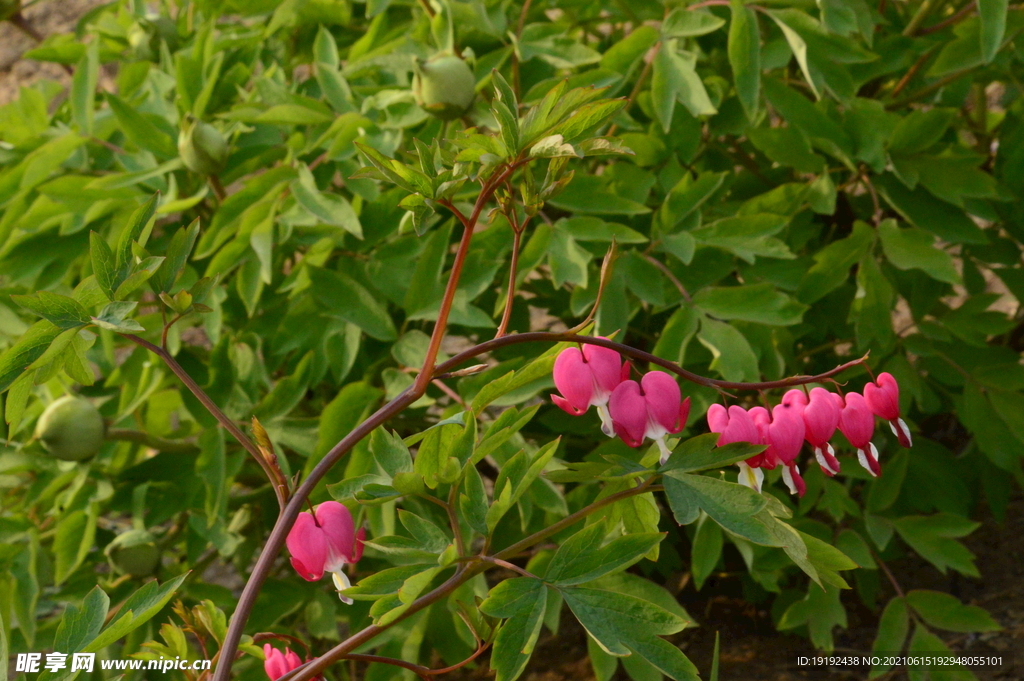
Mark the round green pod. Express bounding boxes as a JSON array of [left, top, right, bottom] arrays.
[[178, 115, 229, 176], [35, 395, 106, 462], [412, 54, 476, 121], [106, 529, 161, 577]]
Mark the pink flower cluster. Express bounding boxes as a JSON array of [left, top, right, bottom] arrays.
[[708, 373, 912, 496], [551, 343, 690, 464]]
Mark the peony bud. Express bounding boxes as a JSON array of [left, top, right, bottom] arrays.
[[35, 395, 106, 461], [412, 54, 476, 121], [178, 115, 228, 176], [106, 529, 161, 576]]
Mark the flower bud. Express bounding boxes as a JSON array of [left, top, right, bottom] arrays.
[[35, 395, 106, 462], [106, 529, 161, 576], [412, 53, 476, 121], [178, 115, 228, 176]]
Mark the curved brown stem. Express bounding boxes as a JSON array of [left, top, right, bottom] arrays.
[[416, 161, 522, 394], [433, 332, 869, 392]]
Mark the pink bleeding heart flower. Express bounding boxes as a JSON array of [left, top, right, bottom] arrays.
[[864, 372, 912, 448], [780, 389, 807, 412], [707, 404, 765, 492], [551, 343, 627, 436], [838, 392, 880, 477], [608, 370, 690, 464], [264, 645, 302, 681], [802, 388, 843, 477], [764, 404, 807, 497], [286, 501, 365, 603]]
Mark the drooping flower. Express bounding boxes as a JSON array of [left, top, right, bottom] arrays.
[[551, 343, 627, 436], [864, 372, 912, 448], [763, 404, 807, 497], [838, 392, 881, 477], [286, 501, 365, 603], [707, 404, 765, 492], [801, 388, 843, 477], [608, 370, 690, 464], [264, 645, 302, 681]]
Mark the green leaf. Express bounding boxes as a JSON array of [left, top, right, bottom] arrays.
[[291, 164, 362, 238], [878, 219, 961, 285], [370, 428, 413, 477], [979, 0, 1009, 62], [481, 578, 546, 618], [870, 597, 909, 677], [651, 40, 716, 132], [662, 8, 726, 37], [888, 108, 957, 155], [486, 582, 547, 681], [0, 321, 62, 393], [662, 471, 780, 545], [692, 283, 808, 326], [11, 292, 90, 330], [892, 513, 980, 576], [691, 513, 723, 591], [153, 218, 201, 293], [106, 94, 177, 158], [728, 2, 761, 120], [800, 531, 858, 589], [545, 522, 663, 586], [90, 231, 117, 301], [777, 584, 845, 651], [307, 266, 397, 340], [562, 587, 698, 680], [905, 590, 1001, 633], [84, 574, 188, 652], [53, 507, 97, 585], [696, 317, 760, 383], [766, 11, 817, 99], [549, 174, 652, 215], [71, 41, 98, 135], [876, 173, 987, 244], [691, 214, 793, 263], [53, 586, 109, 654], [92, 301, 145, 333], [116, 193, 159, 274], [849, 254, 895, 351], [797, 220, 875, 304], [661, 434, 766, 475]]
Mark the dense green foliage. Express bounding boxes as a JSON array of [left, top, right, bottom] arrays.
[[0, 0, 1021, 679]]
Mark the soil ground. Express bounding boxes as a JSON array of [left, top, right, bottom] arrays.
[[3, 4, 1023, 681]]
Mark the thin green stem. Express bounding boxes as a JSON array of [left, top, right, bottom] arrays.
[[121, 334, 285, 510]]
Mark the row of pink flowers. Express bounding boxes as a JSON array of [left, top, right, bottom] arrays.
[[551, 343, 690, 464], [550, 342, 912, 496], [708, 373, 911, 496]]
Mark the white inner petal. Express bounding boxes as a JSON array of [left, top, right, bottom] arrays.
[[332, 569, 354, 604]]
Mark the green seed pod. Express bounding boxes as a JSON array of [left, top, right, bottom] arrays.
[[35, 395, 105, 462], [106, 529, 161, 577], [178, 115, 229, 176], [412, 53, 476, 121]]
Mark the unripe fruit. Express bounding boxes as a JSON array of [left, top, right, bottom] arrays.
[[106, 529, 161, 576], [178, 115, 228, 176], [412, 54, 476, 121], [35, 396, 105, 462]]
